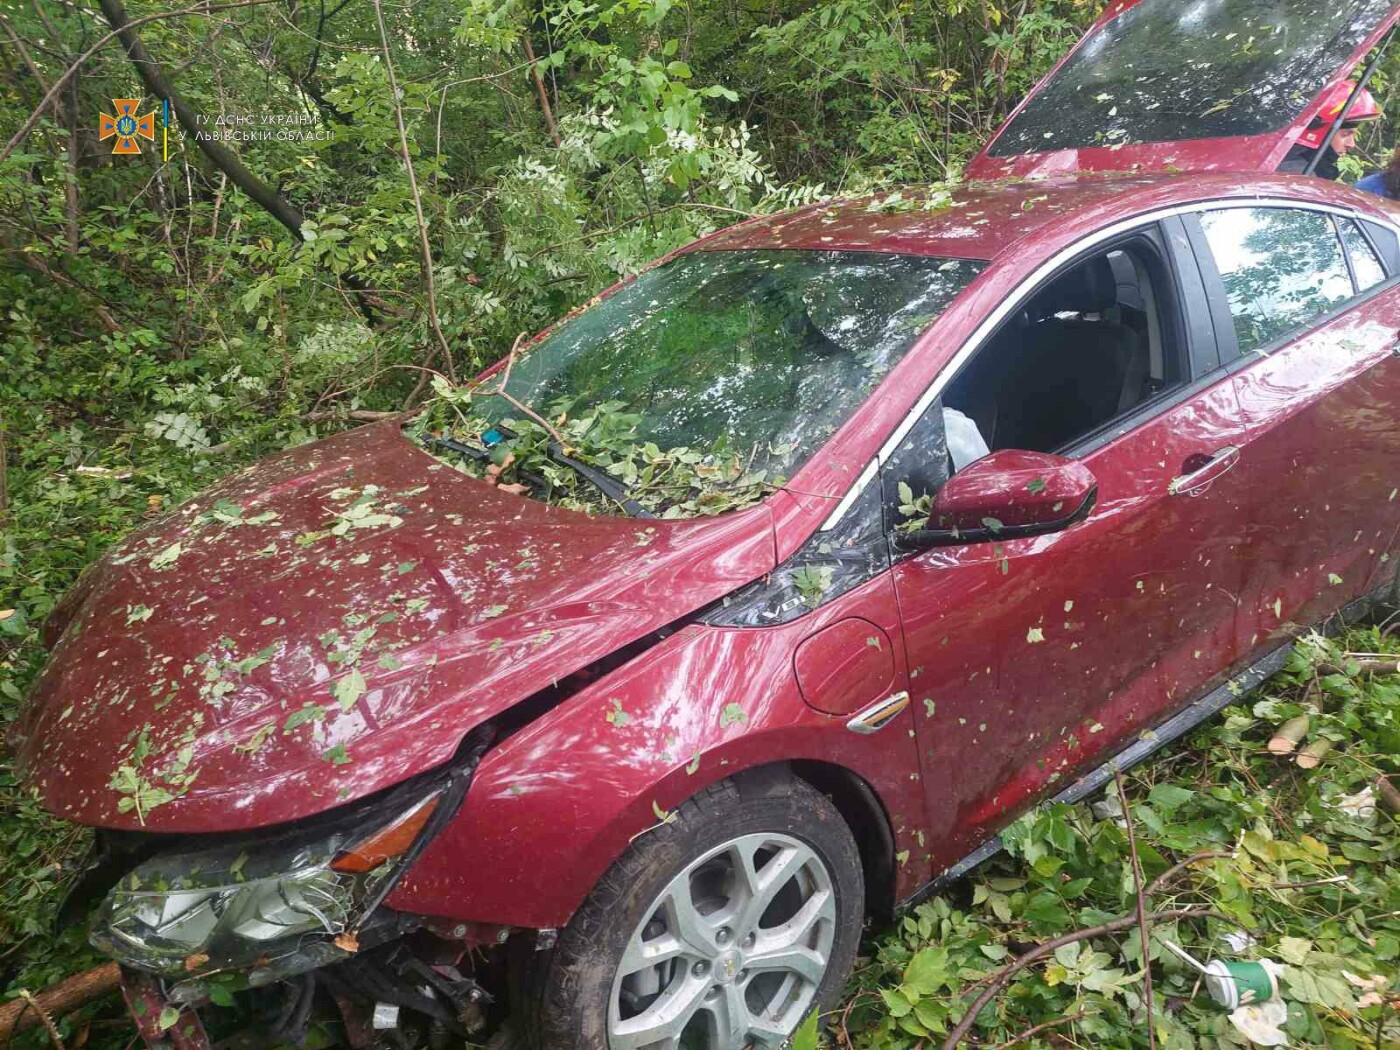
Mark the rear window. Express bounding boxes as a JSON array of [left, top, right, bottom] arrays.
[[1200, 207, 1354, 352], [988, 0, 1393, 157]]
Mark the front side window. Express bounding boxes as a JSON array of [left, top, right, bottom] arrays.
[[879, 236, 1187, 537], [1200, 207, 1354, 353], [988, 0, 1393, 156], [941, 239, 1185, 456], [419, 250, 983, 517]]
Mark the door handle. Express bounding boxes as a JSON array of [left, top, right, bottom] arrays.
[[1169, 446, 1240, 496]]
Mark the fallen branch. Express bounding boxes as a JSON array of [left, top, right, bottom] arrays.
[[938, 908, 1235, 1050], [1319, 656, 1400, 676], [1295, 737, 1333, 770], [1267, 715, 1310, 756], [1115, 767, 1157, 1050], [486, 332, 569, 447], [989, 1009, 1087, 1049], [0, 962, 121, 1042], [1269, 874, 1349, 890], [1142, 851, 1234, 898]]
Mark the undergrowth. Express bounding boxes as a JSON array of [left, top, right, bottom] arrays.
[[825, 625, 1400, 1050]]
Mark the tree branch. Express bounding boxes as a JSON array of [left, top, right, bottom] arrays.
[[0, 963, 120, 1042], [371, 0, 456, 383], [96, 0, 305, 239], [1143, 851, 1234, 898], [989, 1010, 1087, 1050], [1, 0, 280, 164], [939, 908, 1234, 1050], [1116, 766, 1157, 1050]]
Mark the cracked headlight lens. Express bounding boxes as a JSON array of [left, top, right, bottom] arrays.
[[91, 789, 442, 978]]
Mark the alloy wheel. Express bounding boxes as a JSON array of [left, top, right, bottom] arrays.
[[607, 832, 836, 1050]]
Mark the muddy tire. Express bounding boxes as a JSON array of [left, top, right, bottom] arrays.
[[512, 769, 865, 1050]]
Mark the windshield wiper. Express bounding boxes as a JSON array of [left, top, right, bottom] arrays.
[[426, 430, 652, 519], [495, 423, 653, 518]]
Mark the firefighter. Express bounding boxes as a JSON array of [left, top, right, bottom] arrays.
[[1277, 81, 1383, 180]]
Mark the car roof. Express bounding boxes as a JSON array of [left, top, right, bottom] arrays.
[[695, 171, 1400, 263]]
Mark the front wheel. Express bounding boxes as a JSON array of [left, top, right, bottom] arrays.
[[518, 771, 865, 1050]]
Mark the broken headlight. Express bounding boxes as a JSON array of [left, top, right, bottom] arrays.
[[90, 786, 443, 982]]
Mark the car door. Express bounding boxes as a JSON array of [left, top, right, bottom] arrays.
[[880, 222, 1257, 876], [1188, 203, 1400, 653]]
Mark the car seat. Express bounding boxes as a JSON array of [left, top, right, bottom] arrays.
[[993, 257, 1145, 452]]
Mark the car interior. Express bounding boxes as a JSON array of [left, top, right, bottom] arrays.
[[945, 239, 1184, 456]]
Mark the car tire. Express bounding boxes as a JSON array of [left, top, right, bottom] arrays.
[[513, 768, 865, 1050]]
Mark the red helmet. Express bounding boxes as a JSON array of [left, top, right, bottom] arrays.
[[1299, 82, 1382, 150]]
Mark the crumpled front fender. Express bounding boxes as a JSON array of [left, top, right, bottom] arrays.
[[388, 575, 930, 930]]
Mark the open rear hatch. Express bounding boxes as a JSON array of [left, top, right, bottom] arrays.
[[968, 0, 1400, 179]]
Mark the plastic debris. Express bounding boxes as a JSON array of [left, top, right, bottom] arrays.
[[1228, 998, 1289, 1046], [1337, 786, 1376, 822], [1220, 931, 1258, 954], [1160, 939, 1283, 1008]]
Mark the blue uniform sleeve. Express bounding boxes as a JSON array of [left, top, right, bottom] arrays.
[[1353, 172, 1389, 197]]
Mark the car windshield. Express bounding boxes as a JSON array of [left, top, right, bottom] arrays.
[[424, 249, 983, 517], [988, 0, 1393, 157]]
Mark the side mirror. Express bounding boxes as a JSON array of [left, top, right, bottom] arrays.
[[897, 449, 1096, 549]]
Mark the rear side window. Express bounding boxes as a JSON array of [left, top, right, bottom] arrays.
[[1338, 218, 1387, 290], [1199, 207, 1353, 353], [1361, 219, 1400, 272]]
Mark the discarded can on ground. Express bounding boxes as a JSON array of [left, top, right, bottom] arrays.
[[1202, 958, 1280, 1009]]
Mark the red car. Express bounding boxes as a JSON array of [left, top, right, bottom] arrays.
[[16, 1, 1400, 1047]]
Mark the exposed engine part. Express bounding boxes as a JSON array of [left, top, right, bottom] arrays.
[[321, 940, 493, 1038], [266, 973, 316, 1049]]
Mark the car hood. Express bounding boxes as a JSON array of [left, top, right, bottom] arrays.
[[14, 422, 776, 832]]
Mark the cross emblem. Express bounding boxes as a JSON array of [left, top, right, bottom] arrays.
[[99, 99, 156, 155]]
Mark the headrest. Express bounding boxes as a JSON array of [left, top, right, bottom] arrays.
[[1033, 257, 1118, 317]]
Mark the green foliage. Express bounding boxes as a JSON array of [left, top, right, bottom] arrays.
[[415, 378, 778, 517], [3, 0, 1396, 1044], [840, 625, 1400, 1049]]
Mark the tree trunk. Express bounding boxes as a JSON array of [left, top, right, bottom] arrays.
[[521, 33, 561, 147], [65, 72, 81, 259], [97, 0, 307, 239]]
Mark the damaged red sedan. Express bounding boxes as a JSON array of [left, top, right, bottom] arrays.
[[15, 1, 1400, 1047]]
